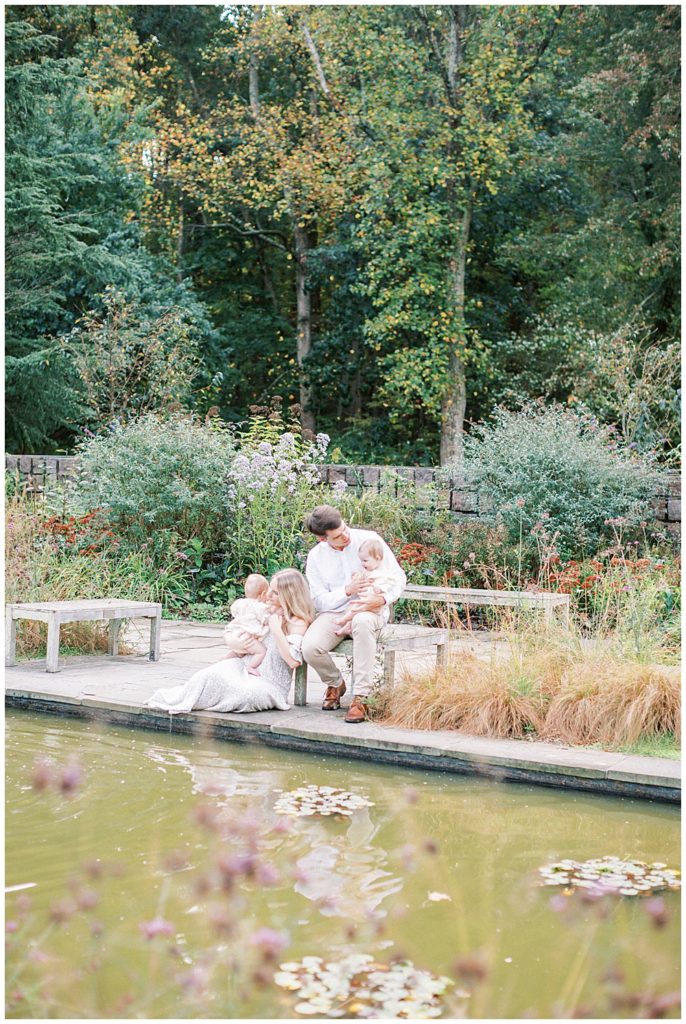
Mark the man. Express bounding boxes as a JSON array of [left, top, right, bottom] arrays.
[[302, 505, 406, 723]]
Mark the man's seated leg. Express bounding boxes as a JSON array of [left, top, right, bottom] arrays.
[[345, 610, 385, 723], [302, 613, 348, 710]]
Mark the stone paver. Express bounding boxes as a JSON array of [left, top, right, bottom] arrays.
[[5, 620, 679, 802]]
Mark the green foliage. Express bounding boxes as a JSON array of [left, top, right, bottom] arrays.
[[63, 287, 202, 430], [71, 414, 236, 552], [6, 5, 681, 464], [458, 403, 662, 560], [5, 12, 222, 453]]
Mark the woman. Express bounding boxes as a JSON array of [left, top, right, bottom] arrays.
[[147, 569, 314, 714]]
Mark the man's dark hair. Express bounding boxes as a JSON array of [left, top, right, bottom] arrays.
[[305, 504, 343, 537]]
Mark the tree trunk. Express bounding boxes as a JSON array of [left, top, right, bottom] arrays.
[[439, 204, 471, 466], [294, 222, 316, 432], [249, 53, 259, 117], [176, 199, 184, 283]]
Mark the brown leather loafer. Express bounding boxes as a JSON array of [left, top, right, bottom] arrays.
[[322, 679, 346, 711], [344, 696, 369, 724]]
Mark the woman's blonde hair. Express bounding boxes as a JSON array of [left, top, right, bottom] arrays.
[[271, 569, 315, 625]]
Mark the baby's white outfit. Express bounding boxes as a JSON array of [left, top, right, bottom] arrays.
[[363, 567, 400, 601], [223, 598, 270, 648]]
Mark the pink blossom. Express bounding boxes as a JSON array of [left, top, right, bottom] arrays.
[[249, 927, 288, 960], [139, 916, 175, 940]]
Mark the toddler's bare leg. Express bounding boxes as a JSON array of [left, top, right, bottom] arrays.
[[335, 615, 353, 637], [246, 642, 267, 676]]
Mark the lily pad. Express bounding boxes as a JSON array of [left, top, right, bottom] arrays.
[[539, 856, 680, 897], [274, 954, 462, 1018], [274, 785, 374, 818]]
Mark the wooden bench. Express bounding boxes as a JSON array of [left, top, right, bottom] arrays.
[[292, 583, 569, 706], [293, 622, 448, 707], [5, 599, 163, 673], [396, 584, 570, 625]]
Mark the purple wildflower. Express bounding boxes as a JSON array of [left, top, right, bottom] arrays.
[[249, 927, 288, 960], [139, 916, 175, 940]]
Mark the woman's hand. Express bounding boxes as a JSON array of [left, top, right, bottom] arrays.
[[268, 612, 284, 634]]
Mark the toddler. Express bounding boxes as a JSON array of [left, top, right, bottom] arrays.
[[222, 573, 270, 675], [335, 538, 398, 635]]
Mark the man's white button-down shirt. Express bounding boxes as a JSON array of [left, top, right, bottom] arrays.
[[305, 528, 407, 620]]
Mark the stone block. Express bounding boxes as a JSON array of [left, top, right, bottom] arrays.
[[328, 465, 346, 483], [345, 466, 363, 486], [450, 490, 478, 513], [667, 475, 681, 497], [57, 457, 78, 478], [44, 457, 58, 477], [414, 468, 435, 485], [396, 466, 413, 480], [667, 498, 681, 521], [5, 455, 18, 472], [31, 457, 46, 475], [19, 455, 32, 473], [315, 464, 328, 482], [378, 469, 398, 490], [434, 488, 451, 509], [362, 466, 380, 486], [652, 497, 668, 520], [447, 473, 468, 490]]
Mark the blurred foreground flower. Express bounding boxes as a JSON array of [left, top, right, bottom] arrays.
[[139, 917, 175, 940]]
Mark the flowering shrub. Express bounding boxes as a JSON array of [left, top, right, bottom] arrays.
[[455, 403, 662, 560], [225, 430, 342, 578], [71, 413, 237, 553]]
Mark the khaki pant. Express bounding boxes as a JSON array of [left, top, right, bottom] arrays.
[[302, 611, 386, 698]]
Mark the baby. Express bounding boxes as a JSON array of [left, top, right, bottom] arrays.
[[335, 538, 397, 635], [222, 573, 270, 675]]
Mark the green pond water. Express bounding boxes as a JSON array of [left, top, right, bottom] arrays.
[[5, 709, 680, 1019]]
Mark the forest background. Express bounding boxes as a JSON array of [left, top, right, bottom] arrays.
[[5, 4, 680, 466]]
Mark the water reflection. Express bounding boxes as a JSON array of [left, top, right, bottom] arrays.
[[6, 711, 680, 1020], [143, 740, 404, 920], [292, 806, 403, 919]]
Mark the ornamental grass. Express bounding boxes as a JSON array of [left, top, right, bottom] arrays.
[[541, 660, 681, 747], [374, 624, 680, 750]]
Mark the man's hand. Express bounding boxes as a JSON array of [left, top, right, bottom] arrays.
[[345, 575, 367, 597]]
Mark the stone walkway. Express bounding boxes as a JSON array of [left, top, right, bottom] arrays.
[[5, 620, 680, 803]]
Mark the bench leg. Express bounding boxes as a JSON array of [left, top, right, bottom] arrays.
[[5, 608, 16, 667], [149, 611, 161, 662], [436, 643, 448, 673], [108, 619, 121, 657], [294, 663, 307, 706], [383, 650, 396, 687], [46, 614, 60, 673]]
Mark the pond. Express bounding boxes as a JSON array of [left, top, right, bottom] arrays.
[[6, 710, 680, 1019]]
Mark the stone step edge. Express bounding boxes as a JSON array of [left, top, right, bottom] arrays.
[[6, 689, 679, 802]]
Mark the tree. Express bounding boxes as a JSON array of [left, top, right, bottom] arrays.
[[5, 11, 220, 451], [297, 5, 565, 463]]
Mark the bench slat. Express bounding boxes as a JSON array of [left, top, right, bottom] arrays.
[[401, 584, 569, 607]]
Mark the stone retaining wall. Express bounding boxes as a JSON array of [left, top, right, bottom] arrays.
[[5, 453, 681, 535]]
